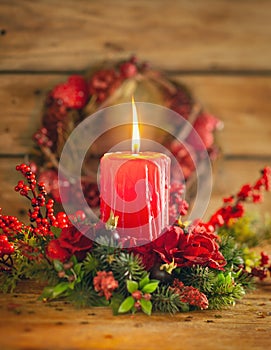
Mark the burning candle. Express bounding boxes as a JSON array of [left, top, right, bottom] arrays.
[[99, 99, 170, 243]]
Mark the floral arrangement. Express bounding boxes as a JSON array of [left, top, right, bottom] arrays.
[[31, 56, 222, 207], [0, 164, 270, 315]]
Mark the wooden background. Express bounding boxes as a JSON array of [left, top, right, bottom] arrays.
[[0, 1, 271, 349]]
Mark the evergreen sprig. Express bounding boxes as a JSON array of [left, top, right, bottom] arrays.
[[207, 272, 245, 309], [67, 283, 108, 308], [152, 285, 188, 314], [218, 233, 245, 269], [177, 266, 216, 294], [111, 252, 147, 294]]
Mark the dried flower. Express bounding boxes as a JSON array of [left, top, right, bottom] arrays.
[[93, 271, 118, 300]]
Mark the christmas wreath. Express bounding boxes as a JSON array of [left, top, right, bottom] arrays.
[[0, 165, 270, 315], [31, 56, 222, 209]]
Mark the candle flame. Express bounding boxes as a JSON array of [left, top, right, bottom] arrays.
[[131, 96, 140, 153]]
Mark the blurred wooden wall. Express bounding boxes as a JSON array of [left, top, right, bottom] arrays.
[[0, 0, 270, 220]]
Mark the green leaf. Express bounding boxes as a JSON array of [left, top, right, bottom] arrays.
[[140, 299, 152, 316], [139, 275, 150, 289], [39, 286, 55, 300], [52, 282, 70, 298], [53, 260, 63, 272], [110, 294, 124, 316], [71, 255, 78, 265], [127, 280, 138, 293], [50, 226, 62, 238], [73, 263, 82, 275], [179, 302, 190, 312], [217, 273, 225, 284], [142, 281, 159, 293], [83, 253, 98, 275], [118, 296, 135, 314], [225, 273, 232, 285]]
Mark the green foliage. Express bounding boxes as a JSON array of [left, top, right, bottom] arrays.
[[140, 299, 152, 316], [110, 252, 147, 294], [207, 272, 245, 310], [110, 293, 124, 315], [67, 283, 108, 308], [117, 275, 159, 315], [175, 265, 249, 310], [82, 253, 98, 277], [152, 285, 188, 314], [118, 296, 135, 314], [218, 213, 271, 248], [218, 233, 244, 269], [0, 253, 57, 293], [177, 266, 216, 294], [91, 240, 120, 271], [126, 280, 139, 293]]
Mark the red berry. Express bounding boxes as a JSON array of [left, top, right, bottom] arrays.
[[119, 62, 137, 78], [51, 75, 89, 109], [132, 290, 142, 300], [134, 301, 141, 310], [143, 293, 151, 301]]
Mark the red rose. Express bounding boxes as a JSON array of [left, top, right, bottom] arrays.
[[46, 239, 70, 262], [152, 224, 226, 270], [46, 225, 93, 262], [58, 225, 93, 260]]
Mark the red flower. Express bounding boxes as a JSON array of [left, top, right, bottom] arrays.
[[46, 239, 70, 262], [46, 225, 93, 262], [58, 225, 93, 259], [152, 224, 226, 270], [93, 271, 118, 300]]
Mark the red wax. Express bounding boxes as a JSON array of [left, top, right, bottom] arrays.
[[100, 152, 170, 242]]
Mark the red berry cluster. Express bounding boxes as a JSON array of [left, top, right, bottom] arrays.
[[207, 167, 271, 228], [169, 183, 189, 222], [0, 235, 14, 258], [166, 88, 193, 121], [33, 127, 52, 148], [0, 211, 25, 237], [14, 164, 68, 235], [51, 75, 89, 110], [88, 56, 140, 103], [167, 140, 196, 180], [172, 279, 209, 310], [131, 290, 152, 311], [251, 251, 271, 281]]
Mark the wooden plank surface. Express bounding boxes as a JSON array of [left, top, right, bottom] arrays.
[[0, 74, 271, 156], [0, 0, 271, 72], [0, 281, 270, 350]]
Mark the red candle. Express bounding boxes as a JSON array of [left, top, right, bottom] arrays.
[[99, 99, 170, 243]]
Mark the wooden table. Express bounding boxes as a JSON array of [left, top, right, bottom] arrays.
[[0, 281, 271, 350], [0, 1, 271, 349]]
